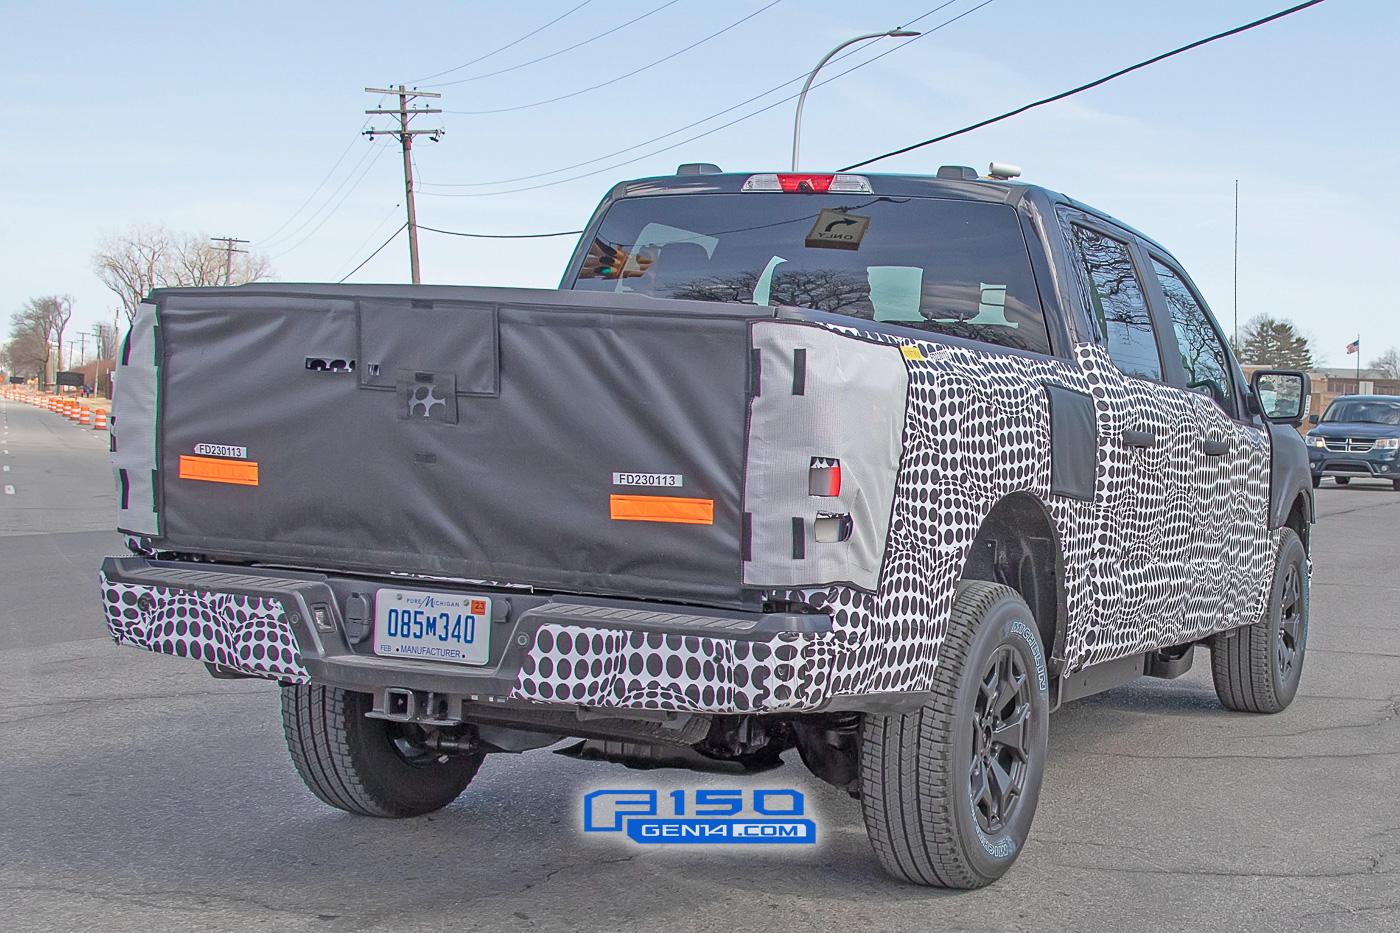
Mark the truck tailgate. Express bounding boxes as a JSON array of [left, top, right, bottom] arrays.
[[117, 285, 766, 609]]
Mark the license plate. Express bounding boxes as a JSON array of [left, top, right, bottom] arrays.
[[373, 587, 491, 666]]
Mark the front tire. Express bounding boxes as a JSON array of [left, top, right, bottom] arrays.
[[1210, 527, 1308, 713], [860, 582, 1049, 889], [280, 685, 484, 817]]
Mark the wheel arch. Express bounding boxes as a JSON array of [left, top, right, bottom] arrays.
[[957, 492, 1068, 674], [1285, 491, 1311, 554]]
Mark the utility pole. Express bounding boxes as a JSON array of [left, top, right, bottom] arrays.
[[364, 85, 442, 284], [1232, 180, 1239, 349], [210, 236, 250, 285]]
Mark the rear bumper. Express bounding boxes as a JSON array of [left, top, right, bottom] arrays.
[[99, 557, 838, 714]]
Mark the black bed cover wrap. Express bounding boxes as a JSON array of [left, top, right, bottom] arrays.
[[113, 284, 772, 609]]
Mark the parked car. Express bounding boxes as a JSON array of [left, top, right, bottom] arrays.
[[1304, 394, 1400, 489], [101, 165, 1314, 889]]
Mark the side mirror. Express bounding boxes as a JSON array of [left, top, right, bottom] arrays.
[[1308, 413, 1319, 425], [1250, 370, 1309, 426]]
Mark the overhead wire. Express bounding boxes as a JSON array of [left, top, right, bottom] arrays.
[[839, 0, 1331, 171], [270, 143, 392, 259], [417, 224, 583, 238], [335, 200, 405, 274], [338, 223, 408, 283], [257, 93, 385, 246], [410, 1, 593, 84], [434, 0, 685, 88], [261, 141, 383, 250], [255, 131, 364, 244], [443, 0, 784, 116], [418, 0, 994, 198], [419, 0, 964, 190]]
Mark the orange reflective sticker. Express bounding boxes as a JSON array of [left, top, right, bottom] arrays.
[[609, 494, 714, 525], [178, 454, 259, 487]]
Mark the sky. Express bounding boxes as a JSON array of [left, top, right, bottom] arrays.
[[2, 0, 1396, 368]]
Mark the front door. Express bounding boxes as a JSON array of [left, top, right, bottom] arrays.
[[1141, 253, 1275, 639]]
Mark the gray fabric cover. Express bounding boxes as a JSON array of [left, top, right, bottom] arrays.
[[1044, 383, 1097, 501], [145, 284, 763, 608], [112, 301, 161, 536], [743, 321, 908, 591]]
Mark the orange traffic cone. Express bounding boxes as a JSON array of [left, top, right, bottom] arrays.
[[79, 407, 92, 426], [94, 409, 109, 431]]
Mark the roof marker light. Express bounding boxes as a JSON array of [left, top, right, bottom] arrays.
[[743, 173, 873, 194]]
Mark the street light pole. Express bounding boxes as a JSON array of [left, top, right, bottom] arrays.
[[791, 29, 921, 172]]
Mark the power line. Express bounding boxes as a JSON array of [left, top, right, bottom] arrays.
[[839, 0, 1331, 172], [338, 223, 408, 283], [411, 1, 592, 84], [261, 139, 383, 250], [418, 224, 582, 238], [269, 143, 392, 260], [254, 130, 365, 245], [435, 0, 684, 88], [420, 0, 965, 190], [444, 0, 784, 116], [336, 200, 404, 273], [420, 0, 993, 198]]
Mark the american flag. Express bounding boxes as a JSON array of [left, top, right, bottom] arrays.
[[1346, 340, 1359, 355]]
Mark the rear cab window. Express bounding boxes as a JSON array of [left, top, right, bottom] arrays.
[[569, 192, 1054, 355]]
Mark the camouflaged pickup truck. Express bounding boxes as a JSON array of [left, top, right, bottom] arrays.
[[102, 164, 1314, 888]]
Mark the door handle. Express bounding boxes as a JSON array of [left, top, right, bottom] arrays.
[[1202, 437, 1230, 457], [1122, 428, 1155, 449]]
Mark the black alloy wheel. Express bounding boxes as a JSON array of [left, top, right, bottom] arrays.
[[1276, 561, 1304, 681], [970, 646, 1033, 836]]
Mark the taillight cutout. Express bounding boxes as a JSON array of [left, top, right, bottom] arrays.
[[809, 457, 841, 497]]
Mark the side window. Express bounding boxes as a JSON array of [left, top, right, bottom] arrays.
[[1151, 258, 1235, 413], [1068, 225, 1162, 380]]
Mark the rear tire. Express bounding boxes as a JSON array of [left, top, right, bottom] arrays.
[[280, 685, 484, 817], [1334, 476, 1350, 486], [859, 582, 1049, 889], [1210, 528, 1308, 713]]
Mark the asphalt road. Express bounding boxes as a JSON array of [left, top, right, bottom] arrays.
[[2, 394, 1397, 933]]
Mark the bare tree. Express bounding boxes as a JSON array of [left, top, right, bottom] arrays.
[[49, 296, 72, 372], [8, 296, 74, 384], [2, 329, 50, 379], [93, 226, 170, 326], [93, 225, 273, 324], [1369, 347, 1400, 380]]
